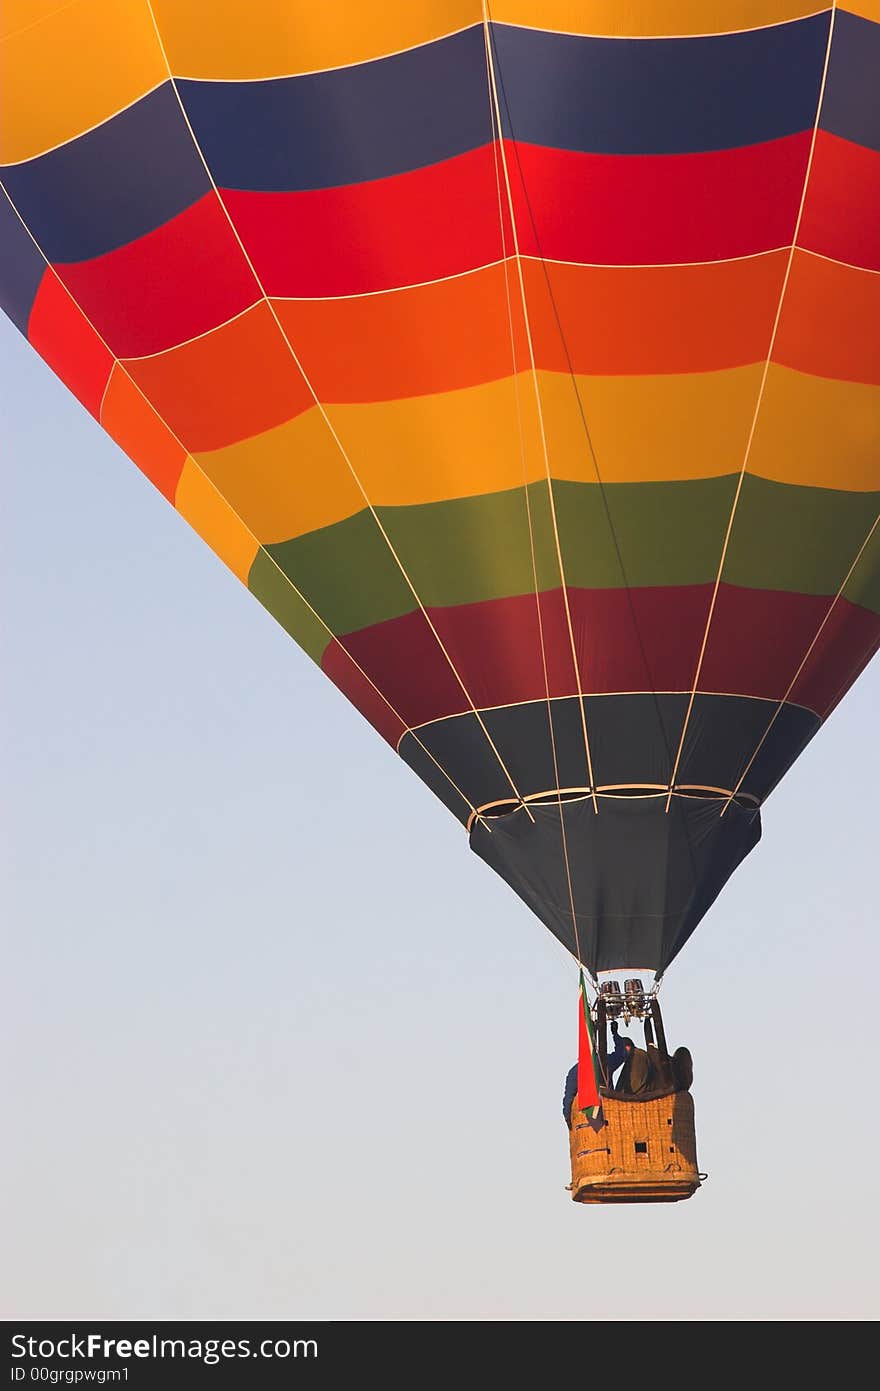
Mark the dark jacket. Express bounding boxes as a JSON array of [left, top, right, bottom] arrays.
[[672, 1046, 694, 1091], [647, 1042, 675, 1092], [562, 1063, 578, 1128], [615, 1046, 652, 1095], [605, 1034, 630, 1086]]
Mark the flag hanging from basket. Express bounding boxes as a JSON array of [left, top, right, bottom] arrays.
[[578, 971, 606, 1132]]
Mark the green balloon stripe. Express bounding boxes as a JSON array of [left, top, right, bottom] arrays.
[[249, 475, 880, 640]]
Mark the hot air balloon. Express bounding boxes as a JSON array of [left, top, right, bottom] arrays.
[[2, 1, 878, 1202]]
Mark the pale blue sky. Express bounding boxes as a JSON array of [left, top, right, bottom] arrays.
[[2, 313, 878, 1321]]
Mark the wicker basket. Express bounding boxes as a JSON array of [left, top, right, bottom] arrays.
[[568, 1091, 702, 1204]]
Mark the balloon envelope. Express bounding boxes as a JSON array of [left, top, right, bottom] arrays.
[[2, 2, 878, 973]]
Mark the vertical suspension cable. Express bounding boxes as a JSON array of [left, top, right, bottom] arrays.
[[664, 4, 838, 812], [482, 3, 598, 822], [482, 36, 587, 972], [482, 10, 739, 968]]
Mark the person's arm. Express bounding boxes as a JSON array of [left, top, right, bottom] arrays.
[[606, 1035, 628, 1079], [606, 1020, 620, 1070]]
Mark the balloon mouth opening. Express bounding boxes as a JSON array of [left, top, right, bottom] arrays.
[[467, 784, 759, 831]]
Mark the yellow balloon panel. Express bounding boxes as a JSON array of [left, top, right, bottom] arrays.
[[150, 0, 483, 80], [0, 0, 166, 163], [748, 365, 880, 492], [193, 407, 365, 546], [174, 459, 261, 585], [492, 1, 824, 38]]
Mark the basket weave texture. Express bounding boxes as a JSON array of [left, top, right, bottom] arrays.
[[569, 1090, 701, 1204]]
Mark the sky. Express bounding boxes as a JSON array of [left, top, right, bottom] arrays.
[[2, 311, 878, 1322]]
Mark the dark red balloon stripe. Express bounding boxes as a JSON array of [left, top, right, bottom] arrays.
[[321, 583, 880, 742]]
